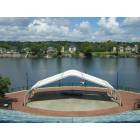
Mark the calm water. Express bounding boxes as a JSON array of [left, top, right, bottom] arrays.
[[0, 57, 140, 91]]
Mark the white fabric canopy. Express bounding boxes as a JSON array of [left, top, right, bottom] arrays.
[[30, 70, 114, 90]]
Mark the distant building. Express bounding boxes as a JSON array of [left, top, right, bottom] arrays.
[[0, 48, 2, 54], [22, 48, 30, 53], [119, 46, 124, 53], [61, 46, 65, 53], [125, 46, 131, 53], [47, 47, 57, 54], [138, 46, 140, 54], [6, 49, 18, 54], [0, 48, 6, 54], [112, 47, 117, 53], [132, 45, 139, 54], [45, 47, 57, 58], [68, 46, 76, 53]]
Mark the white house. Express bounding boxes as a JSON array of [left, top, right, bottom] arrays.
[[125, 46, 131, 53], [132, 45, 139, 53], [47, 47, 57, 54], [22, 48, 30, 53], [119, 46, 124, 53], [61, 46, 65, 53], [112, 47, 117, 53], [68, 46, 76, 53], [0, 48, 6, 54]]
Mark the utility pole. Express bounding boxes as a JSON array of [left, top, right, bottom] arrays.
[[26, 72, 29, 90]]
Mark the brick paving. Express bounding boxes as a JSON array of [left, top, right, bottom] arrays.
[[5, 87, 140, 117]]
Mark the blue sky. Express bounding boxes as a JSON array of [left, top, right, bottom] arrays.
[[0, 17, 140, 42]]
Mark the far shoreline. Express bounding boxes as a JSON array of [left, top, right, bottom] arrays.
[[0, 53, 140, 59]]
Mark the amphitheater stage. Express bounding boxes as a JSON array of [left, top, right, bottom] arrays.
[[5, 87, 140, 117], [27, 91, 118, 111]]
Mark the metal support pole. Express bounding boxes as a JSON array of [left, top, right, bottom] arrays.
[[59, 80, 61, 87], [117, 71, 119, 89], [26, 72, 29, 90]]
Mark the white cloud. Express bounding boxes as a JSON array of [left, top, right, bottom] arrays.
[[28, 19, 51, 33], [78, 21, 91, 33], [28, 18, 70, 34], [27, 18, 71, 40], [66, 21, 94, 41], [122, 17, 140, 27], [0, 17, 32, 26], [27, 18, 93, 41], [97, 17, 123, 35], [93, 17, 128, 41], [121, 17, 140, 36], [0, 25, 22, 40], [27, 18, 71, 33], [0, 17, 140, 42]]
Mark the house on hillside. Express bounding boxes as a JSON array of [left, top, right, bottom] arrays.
[[45, 47, 57, 58], [68, 46, 76, 53], [47, 47, 57, 54], [0, 48, 6, 54], [119, 46, 124, 53], [132, 45, 139, 54], [61, 46, 65, 53], [21, 48, 30, 53], [6, 49, 18, 54], [112, 47, 117, 53], [125, 46, 131, 53]]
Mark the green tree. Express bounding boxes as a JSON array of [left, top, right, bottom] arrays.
[[0, 75, 11, 98], [80, 42, 93, 57], [30, 44, 44, 57], [105, 40, 116, 51], [56, 46, 62, 57]]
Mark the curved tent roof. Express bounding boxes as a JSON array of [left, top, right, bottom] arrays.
[[30, 70, 114, 90]]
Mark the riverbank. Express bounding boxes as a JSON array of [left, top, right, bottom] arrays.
[[0, 52, 140, 58], [92, 52, 140, 58]]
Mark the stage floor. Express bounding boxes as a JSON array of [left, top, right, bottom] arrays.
[[27, 98, 118, 111]]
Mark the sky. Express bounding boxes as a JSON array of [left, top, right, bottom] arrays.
[[0, 17, 140, 42]]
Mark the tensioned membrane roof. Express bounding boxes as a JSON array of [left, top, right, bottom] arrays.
[[30, 70, 114, 90]]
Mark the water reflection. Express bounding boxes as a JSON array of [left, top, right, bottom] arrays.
[[81, 57, 93, 73], [56, 58, 62, 73]]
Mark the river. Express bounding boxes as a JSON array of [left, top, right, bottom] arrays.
[[0, 57, 140, 91]]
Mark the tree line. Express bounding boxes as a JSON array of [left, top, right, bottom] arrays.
[[0, 40, 140, 57]]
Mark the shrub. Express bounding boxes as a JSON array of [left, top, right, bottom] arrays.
[[0, 75, 11, 98]]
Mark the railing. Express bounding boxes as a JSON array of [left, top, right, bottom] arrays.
[[9, 85, 33, 92], [8, 84, 140, 93], [116, 86, 140, 93]]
